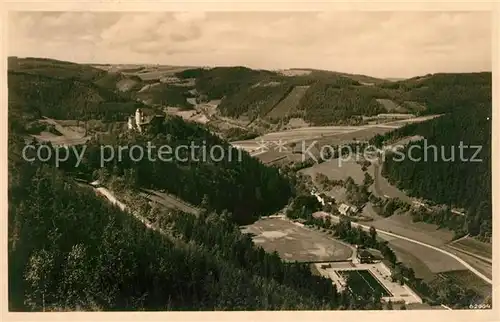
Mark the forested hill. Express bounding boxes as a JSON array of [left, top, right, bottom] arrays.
[[7, 58, 348, 311], [8, 139, 343, 311], [8, 58, 294, 225], [80, 116, 293, 224], [378, 72, 492, 114], [374, 72, 492, 239], [8, 57, 147, 132], [175, 67, 493, 125]]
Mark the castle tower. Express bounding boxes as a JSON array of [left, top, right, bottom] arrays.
[[135, 108, 143, 127]]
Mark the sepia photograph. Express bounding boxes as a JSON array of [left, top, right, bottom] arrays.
[[3, 2, 497, 319]]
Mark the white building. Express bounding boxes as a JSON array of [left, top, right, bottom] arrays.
[[338, 203, 359, 216], [128, 108, 166, 133], [130, 108, 152, 133], [310, 191, 325, 206], [338, 204, 350, 216]]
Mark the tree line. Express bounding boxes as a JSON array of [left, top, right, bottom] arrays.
[[8, 161, 338, 311]]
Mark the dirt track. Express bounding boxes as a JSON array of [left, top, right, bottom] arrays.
[[241, 217, 353, 262]]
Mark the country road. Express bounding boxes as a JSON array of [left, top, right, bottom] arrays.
[[325, 212, 492, 285]]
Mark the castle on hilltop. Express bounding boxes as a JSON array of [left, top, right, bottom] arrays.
[[128, 108, 165, 133]]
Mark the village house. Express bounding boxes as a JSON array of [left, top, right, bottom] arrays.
[[338, 203, 358, 216]]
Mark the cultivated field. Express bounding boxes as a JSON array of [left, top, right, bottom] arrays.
[[164, 107, 209, 124], [255, 126, 362, 143], [140, 188, 200, 216], [241, 217, 353, 262], [307, 126, 395, 147], [375, 99, 407, 113], [439, 270, 492, 298], [123, 66, 196, 81], [441, 245, 492, 280], [266, 85, 309, 119], [449, 237, 492, 259], [279, 69, 312, 76], [231, 121, 420, 159]]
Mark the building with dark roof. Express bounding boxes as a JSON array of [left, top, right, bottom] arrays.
[[357, 250, 375, 264]]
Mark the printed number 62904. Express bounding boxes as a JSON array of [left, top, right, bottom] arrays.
[[469, 304, 491, 309]]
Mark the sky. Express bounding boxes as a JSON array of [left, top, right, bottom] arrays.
[[8, 11, 492, 78]]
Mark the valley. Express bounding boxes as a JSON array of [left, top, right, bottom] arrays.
[[7, 56, 492, 312]]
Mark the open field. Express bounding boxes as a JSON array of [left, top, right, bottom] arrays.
[[372, 163, 412, 202], [54, 119, 127, 135], [40, 118, 86, 139], [368, 213, 455, 246], [30, 134, 90, 147], [140, 188, 200, 216], [231, 116, 438, 158], [285, 117, 310, 129], [299, 158, 367, 185], [30, 118, 91, 146], [445, 244, 492, 265], [441, 245, 492, 280], [123, 66, 196, 81], [255, 126, 362, 143], [324, 186, 347, 202], [383, 114, 442, 127], [449, 237, 492, 259], [279, 69, 312, 76], [383, 238, 465, 273], [266, 85, 309, 119], [384, 241, 436, 281], [241, 218, 353, 262], [165, 104, 210, 125], [117, 78, 140, 91], [439, 270, 492, 298], [306, 126, 395, 147], [376, 99, 408, 113], [253, 150, 291, 164]]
